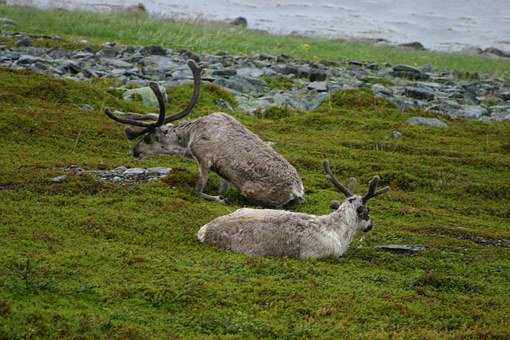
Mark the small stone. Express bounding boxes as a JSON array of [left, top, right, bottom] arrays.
[[15, 36, 32, 47], [398, 41, 426, 50], [498, 92, 510, 101], [307, 81, 328, 92], [390, 64, 430, 80], [50, 175, 68, 183], [376, 244, 425, 254], [123, 168, 147, 176], [372, 84, 392, 96], [407, 117, 447, 128], [140, 45, 168, 56], [212, 69, 237, 77], [403, 86, 435, 100], [79, 104, 94, 111], [392, 131, 402, 139], [230, 17, 248, 27], [460, 105, 489, 118], [101, 58, 132, 68], [147, 167, 171, 176], [0, 17, 16, 27]]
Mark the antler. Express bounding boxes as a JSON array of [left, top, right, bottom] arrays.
[[163, 59, 201, 123], [104, 59, 202, 139], [361, 175, 389, 204], [321, 160, 353, 197]]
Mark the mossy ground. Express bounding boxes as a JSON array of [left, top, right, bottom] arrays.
[[1, 67, 509, 338], [0, 6, 510, 339]]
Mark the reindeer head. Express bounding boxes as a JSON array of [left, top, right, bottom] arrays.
[[322, 160, 389, 232], [104, 60, 201, 160]]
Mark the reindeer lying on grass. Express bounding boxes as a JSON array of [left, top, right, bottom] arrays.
[[197, 160, 389, 259], [104, 60, 304, 207]]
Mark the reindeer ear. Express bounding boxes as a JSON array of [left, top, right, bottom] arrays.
[[330, 200, 341, 210]]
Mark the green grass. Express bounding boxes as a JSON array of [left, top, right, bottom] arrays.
[[1, 66, 509, 338], [1, 4, 510, 75], [0, 6, 510, 338]]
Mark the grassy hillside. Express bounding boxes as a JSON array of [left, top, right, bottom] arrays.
[[1, 4, 510, 75], [1, 67, 509, 338], [0, 5, 510, 339]]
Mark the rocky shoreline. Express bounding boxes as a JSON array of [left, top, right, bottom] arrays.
[[1, 30, 509, 122]]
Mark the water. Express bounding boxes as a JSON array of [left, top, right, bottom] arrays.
[[7, 0, 510, 51]]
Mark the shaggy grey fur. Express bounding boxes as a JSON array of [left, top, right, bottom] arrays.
[[133, 112, 304, 207], [197, 161, 388, 259]]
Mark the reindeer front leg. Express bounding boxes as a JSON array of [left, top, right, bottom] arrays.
[[195, 158, 226, 203]]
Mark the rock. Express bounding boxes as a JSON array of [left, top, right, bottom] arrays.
[[15, 36, 32, 47], [458, 105, 489, 119], [407, 117, 447, 128], [140, 45, 168, 56], [212, 68, 237, 77], [398, 41, 426, 50], [123, 168, 147, 176], [236, 67, 264, 78], [390, 64, 430, 80], [230, 17, 248, 27], [215, 75, 267, 96], [498, 92, 510, 101], [273, 64, 327, 81], [236, 88, 328, 113], [403, 86, 435, 100], [123, 85, 168, 108], [392, 131, 402, 139], [482, 47, 510, 58], [141, 55, 175, 76], [98, 45, 119, 58], [15, 55, 42, 65], [0, 17, 16, 27], [371, 84, 393, 96], [79, 104, 94, 111], [376, 244, 425, 254], [101, 58, 132, 68], [146, 167, 171, 176], [307, 81, 328, 92], [57, 60, 81, 75], [50, 175, 68, 183]]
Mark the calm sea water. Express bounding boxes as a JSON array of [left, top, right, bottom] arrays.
[[7, 0, 510, 51]]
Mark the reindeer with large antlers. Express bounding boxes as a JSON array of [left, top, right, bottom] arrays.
[[104, 60, 304, 207], [197, 160, 389, 259]]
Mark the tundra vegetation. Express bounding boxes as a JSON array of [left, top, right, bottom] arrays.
[[0, 4, 510, 339]]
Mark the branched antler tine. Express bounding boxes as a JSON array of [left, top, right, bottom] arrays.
[[375, 186, 389, 196], [104, 108, 157, 128], [362, 175, 388, 204], [164, 59, 202, 123], [148, 82, 166, 126], [321, 160, 353, 197]]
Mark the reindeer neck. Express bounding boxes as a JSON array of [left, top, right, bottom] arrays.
[[321, 201, 359, 243]]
